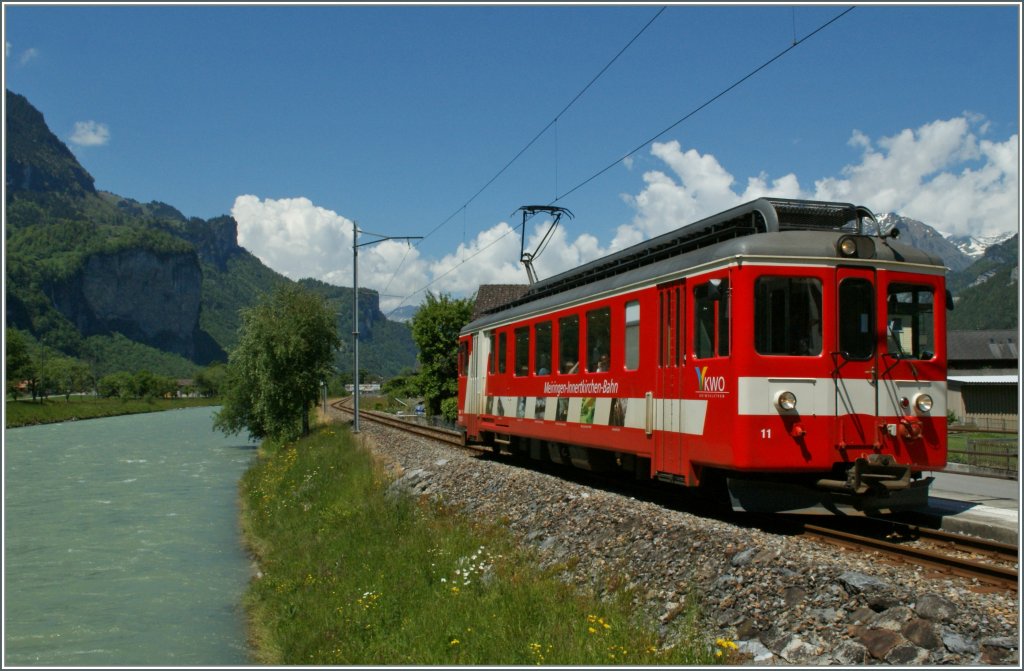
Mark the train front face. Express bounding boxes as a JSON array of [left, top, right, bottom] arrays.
[[726, 240, 948, 511]]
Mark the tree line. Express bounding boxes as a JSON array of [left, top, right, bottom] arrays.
[[7, 283, 473, 439], [5, 327, 226, 402]]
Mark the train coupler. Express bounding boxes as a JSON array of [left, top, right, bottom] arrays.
[[817, 454, 914, 495]]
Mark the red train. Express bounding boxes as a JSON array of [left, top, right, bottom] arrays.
[[457, 198, 948, 513]]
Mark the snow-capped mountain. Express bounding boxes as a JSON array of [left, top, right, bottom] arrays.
[[946, 232, 1017, 260], [874, 213, 973, 272], [875, 213, 1017, 272]]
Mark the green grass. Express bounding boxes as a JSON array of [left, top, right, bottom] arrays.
[[4, 395, 219, 428], [239, 423, 731, 665]]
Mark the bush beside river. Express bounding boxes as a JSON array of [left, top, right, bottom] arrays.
[[4, 396, 219, 428], [237, 421, 728, 665]]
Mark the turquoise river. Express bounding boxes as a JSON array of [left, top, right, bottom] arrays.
[[4, 406, 256, 666]]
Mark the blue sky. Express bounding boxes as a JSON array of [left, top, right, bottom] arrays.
[[4, 3, 1020, 314]]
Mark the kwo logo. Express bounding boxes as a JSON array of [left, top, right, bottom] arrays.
[[695, 366, 727, 394]]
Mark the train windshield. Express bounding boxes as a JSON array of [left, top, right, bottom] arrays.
[[886, 284, 936, 360], [754, 276, 822, 356]]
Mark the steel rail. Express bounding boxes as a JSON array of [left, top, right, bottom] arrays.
[[895, 524, 1019, 561], [803, 523, 1018, 591], [330, 399, 466, 447]]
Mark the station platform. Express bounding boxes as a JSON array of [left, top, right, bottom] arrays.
[[910, 469, 1020, 545]]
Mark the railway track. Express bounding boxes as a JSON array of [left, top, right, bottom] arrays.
[[801, 520, 1018, 592], [329, 398, 1019, 592], [331, 399, 466, 447]]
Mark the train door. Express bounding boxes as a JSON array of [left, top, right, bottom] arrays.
[[458, 335, 473, 412], [655, 282, 685, 476], [834, 267, 880, 449], [465, 333, 487, 416]]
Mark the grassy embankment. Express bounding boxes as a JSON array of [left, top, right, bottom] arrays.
[[4, 396, 219, 428], [238, 421, 734, 665]]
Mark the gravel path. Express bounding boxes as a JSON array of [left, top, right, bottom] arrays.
[[337, 410, 1019, 666]]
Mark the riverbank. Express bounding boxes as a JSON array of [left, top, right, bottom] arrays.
[[237, 420, 729, 665], [4, 396, 220, 428]]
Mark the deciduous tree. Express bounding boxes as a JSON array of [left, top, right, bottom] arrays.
[[214, 284, 340, 441], [409, 291, 473, 419]]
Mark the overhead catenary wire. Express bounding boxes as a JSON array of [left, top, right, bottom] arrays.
[[421, 6, 666, 244], [387, 5, 855, 317], [380, 7, 667, 301], [553, 5, 855, 204]]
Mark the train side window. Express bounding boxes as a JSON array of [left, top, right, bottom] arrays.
[[694, 279, 729, 358], [887, 284, 935, 359], [586, 307, 611, 372], [624, 301, 640, 370], [514, 326, 530, 376], [534, 321, 552, 375], [558, 315, 580, 374], [487, 331, 496, 374], [754, 277, 822, 356], [497, 331, 507, 374], [458, 340, 470, 376], [839, 279, 874, 360]]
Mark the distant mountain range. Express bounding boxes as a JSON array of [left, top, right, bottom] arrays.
[[4, 89, 418, 379]]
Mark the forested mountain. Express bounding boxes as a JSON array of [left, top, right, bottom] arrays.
[[4, 89, 416, 379], [946, 233, 1020, 331]]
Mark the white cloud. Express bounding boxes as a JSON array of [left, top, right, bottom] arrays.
[[69, 120, 110, 147], [231, 194, 614, 314], [232, 194, 434, 314], [19, 47, 38, 66], [624, 116, 1018, 239], [233, 194, 354, 280]]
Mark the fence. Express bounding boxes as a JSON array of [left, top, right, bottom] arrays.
[[946, 437, 1018, 479]]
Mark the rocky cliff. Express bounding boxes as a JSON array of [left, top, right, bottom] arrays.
[[5, 90, 96, 196], [48, 248, 204, 359]]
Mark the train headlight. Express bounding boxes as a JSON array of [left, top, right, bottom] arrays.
[[775, 390, 798, 412], [838, 237, 859, 257], [836, 235, 876, 259], [914, 393, 933, 414]]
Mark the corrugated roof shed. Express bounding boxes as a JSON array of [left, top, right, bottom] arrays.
[[948, 375, 1018, 384]]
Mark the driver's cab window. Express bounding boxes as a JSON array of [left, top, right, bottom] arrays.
[[886, 284, 935, 359]]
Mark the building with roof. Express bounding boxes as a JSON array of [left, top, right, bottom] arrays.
[[947, 330, 1019, 431], [471, 284, 529, 321]]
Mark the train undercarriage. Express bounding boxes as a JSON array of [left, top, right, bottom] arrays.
[[473, 431, 934, 516]]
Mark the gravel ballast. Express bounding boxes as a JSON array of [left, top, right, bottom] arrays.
[[342, 415, 1019, 666]]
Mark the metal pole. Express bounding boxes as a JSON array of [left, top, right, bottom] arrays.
[[349, 224, 420, 435], [353, 221, 360, 433]]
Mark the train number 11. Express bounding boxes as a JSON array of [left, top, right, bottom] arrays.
[[760, 428, 771, 439]]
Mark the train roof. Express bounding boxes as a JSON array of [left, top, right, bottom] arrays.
[[462, 197, 946, 333]]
